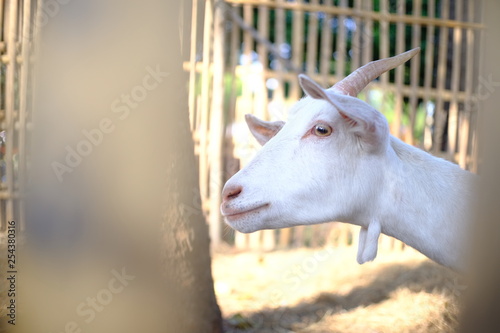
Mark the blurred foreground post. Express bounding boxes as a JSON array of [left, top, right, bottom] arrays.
[[10, 1, 222, 332], [460, 1, 500, 332]]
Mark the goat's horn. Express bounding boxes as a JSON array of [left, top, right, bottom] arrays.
[[331, 47, 420, 96]]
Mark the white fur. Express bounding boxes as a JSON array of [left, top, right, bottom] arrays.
[[220, 75, 476, 272]]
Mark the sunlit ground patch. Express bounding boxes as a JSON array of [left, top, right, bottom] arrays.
[[213, 247, 461, 333]]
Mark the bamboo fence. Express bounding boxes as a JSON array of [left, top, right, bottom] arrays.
[[186, 0, 483, 251], [0, 0, 39, 243]]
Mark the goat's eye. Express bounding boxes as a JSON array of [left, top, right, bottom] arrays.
[[313, 124, 332, 137]]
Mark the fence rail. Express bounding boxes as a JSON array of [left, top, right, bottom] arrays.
[[187, 0, 483, 251]]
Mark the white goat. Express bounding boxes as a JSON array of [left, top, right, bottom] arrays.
[[221, 48, 476, 271]]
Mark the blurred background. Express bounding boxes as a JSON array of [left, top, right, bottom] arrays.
[[0, 0, 498, 332]]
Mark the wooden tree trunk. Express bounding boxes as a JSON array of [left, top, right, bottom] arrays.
[[160, 0, 223, 329]]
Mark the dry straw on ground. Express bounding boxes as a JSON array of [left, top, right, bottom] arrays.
[[214, 246, 462, 333]]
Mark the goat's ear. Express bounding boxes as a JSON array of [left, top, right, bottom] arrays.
[[245, 114, 285, 146], [299, 74, 330, 100], [329, 94, 389, 152]]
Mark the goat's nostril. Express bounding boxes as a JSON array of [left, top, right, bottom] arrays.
[[228, 188, 242, 199], [223, 185, 243, 201]]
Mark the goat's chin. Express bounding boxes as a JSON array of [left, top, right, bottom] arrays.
[[224, 217, 263, 233], [224, 210, 276, 233], [225, 215, 308, 233], [221, 202, 271, 232]]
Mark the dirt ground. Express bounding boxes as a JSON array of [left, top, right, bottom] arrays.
[[213, 246, 464, 333]]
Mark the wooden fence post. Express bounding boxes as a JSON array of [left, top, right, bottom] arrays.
[[18, 0, 34, 232], [208, 0, 225, 249]]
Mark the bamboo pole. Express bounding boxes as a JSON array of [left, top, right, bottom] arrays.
[[231, 6, 247, 250], [336, 0, 347, 80], [310, 225, 318, 247], [17, 0, 32, 232], [290, 0, 304, 100], [361, 0, 373, 81], [470, 0, 484, 174], [433, 0, 450, 155], [249, 230, 260, 250], [305, 2, 321, 246], [257, 3, 269, 120], [423, 0, 435, 151], [290, 0, 305, 242], [409, 0, 422, 146], [389, 0, 409, 249], [392, 1, 405, 139], [435, 3, 447, 152], [227, 6, 239, 145], [241, 3, 262, 250], [243, 3, 253, 70], [319, 0, 332, 86], [274, 0, 286, 99], [278, 228, 290, 248], [447, 0, 463, 162], [351, 0, 362, 71], [306, 0, 319, 76], [275, 0, 292, 249], [23, 0, 42, 234], [188, 0, 205, 157], [379, 0, 389, 122], [292, 226, 304, 248], [188, 0, 200, 132], [360, 0, 373, 105], [229, 10, 240, 117], [199, 0, 213, 211], [257, 3, 276, 251], [208, 0, 226, 249], [458, 111, 470, 169], [459, 0, 474, 169], [4, 0, 18, 226], [227, 9, 239, 156], [254, 1, 269, 171]]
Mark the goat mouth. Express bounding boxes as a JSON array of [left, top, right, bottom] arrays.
[[222, 203, 269, 221]]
